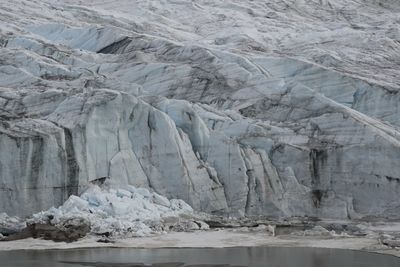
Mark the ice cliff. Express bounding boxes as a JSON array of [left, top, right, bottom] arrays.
[[0, 0, 400, 220]]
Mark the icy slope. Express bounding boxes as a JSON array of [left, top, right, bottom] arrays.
[[0, 0, 400, 220]]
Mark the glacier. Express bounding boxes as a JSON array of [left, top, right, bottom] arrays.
[[0, 0, 400, 222]]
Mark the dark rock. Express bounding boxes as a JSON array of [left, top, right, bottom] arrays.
[[29, 217, 90, 242], [97, 238, 116, 244], [1, 217, 90, 242]]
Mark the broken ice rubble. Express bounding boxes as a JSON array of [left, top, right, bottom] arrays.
[[29, 184, 198, 238]]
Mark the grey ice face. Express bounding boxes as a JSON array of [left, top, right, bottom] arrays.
[[0, 0, 399, 220]]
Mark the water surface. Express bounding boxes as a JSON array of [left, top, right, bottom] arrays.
[[0, 247, 399, 267]]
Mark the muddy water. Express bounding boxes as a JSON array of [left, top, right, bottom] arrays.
[[0, 247, 399, 267]]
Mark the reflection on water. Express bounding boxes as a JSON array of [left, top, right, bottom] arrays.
[[0, 247, 399, 267], [62, 262, 245, 267]]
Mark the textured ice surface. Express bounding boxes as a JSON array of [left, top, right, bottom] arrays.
[[0, 0, 400, 220]]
